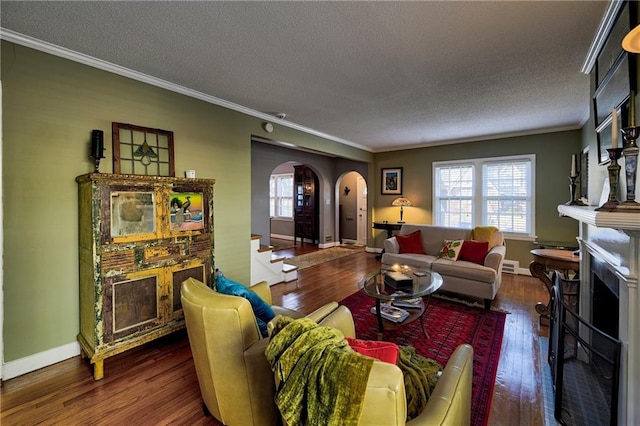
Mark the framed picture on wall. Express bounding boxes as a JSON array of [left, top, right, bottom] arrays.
[[381, 167, 403, 195], [112, 122, 175, 177]]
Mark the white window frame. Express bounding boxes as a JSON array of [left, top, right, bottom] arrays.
[[270, 173, 294, 219], [433, 154, 535, 240]]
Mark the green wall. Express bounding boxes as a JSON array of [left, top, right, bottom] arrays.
[[372, 131, 582, 266], [1, 40, 582, 366], [0, 42, 370, 362]]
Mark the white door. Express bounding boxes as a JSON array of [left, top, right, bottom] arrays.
[[356, 176, 367, 245]]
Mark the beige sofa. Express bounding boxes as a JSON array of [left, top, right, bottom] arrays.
[[382, 224, 505, 309]]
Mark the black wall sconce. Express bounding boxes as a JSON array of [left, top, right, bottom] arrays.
[[90, 129, 105, 172], [344, 186, 351, 195]]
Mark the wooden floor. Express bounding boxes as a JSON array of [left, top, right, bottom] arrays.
[[1, 243, 550, 426]]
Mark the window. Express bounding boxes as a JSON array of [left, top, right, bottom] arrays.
[[433, 155, 535, 239], [270, 173, 293, 218]]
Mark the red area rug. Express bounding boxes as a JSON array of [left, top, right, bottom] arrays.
[[339, 290, 507, 426]]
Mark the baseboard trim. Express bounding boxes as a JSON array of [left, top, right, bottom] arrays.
[[366, 246, 382, 254], [270, 233, 294, 241], [3, 341, 80, 380], [318, 241, 339, 249], [518, 267, 532, 276]]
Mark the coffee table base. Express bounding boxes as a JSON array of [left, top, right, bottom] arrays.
[[374, 295, 434, 340]]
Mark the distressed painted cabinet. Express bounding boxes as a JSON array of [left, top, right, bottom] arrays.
[[76, 173, 215, 379]]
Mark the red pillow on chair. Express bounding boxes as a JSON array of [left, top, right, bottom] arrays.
[[396, 230, 426, 254], [345, 337, 400, 364], [459, 240, 489, 265]]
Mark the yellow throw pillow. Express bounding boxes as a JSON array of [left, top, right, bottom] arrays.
[[438, 239, 464, 261], [469, 226, 499, 248]]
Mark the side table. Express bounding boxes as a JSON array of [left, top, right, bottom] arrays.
[[373, 222, 403, 260], [373, 221, 403, 238], [529, 248, 580, 326]]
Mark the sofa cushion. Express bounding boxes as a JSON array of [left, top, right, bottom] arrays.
[[438, 240, 463, 261], [345, 337, 400, 364], [216, 275, 276, 337], [459, 240, 489, 265], [396, 230, 426, 254], [431, 259, 497, 284]]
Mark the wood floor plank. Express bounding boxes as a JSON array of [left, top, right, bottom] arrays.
[[1, 246, 548, 425]]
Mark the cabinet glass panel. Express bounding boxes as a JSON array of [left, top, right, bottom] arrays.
[[169, 191, 204, 232], [103, 269, 162, 342], [110, 191, 156, 238], [171, 263, 206, 318]]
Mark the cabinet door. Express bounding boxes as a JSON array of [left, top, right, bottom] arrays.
[[103, 268, 163, 343], [167, 260, 207, 322]]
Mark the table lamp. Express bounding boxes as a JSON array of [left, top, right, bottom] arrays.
[[392, 197, 412, 223]]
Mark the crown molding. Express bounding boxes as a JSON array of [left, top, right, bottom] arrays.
[[581, 0, 625, 74], [0, 28, 372, 153]]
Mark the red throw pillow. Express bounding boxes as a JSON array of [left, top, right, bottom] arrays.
[[396, 230, 425, 254], [459, 240, 489, 265], [345, 337, 400, 364]]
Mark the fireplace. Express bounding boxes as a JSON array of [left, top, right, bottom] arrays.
[[557, 204, 640, 425], [549, 271, 621, 426], [591, 257, 619, 341]]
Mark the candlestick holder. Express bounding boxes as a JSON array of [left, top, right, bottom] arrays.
[[618, 126, 640, 210], [565, 173, 586, 205], [596, 148, 624, 211], [90, 129, 105, 173]]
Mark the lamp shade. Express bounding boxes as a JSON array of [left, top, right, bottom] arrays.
[[392, 197, 412, 207], [623, 24, 640, 53]]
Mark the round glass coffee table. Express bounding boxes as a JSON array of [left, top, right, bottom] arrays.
[[360, 267, 443, 338]]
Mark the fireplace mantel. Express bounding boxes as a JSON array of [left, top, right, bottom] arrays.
[[557, 203, 639, 425], [558, 205, 640, 235]]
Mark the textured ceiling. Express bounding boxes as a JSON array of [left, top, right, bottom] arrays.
[[1, 1, 608, 152]]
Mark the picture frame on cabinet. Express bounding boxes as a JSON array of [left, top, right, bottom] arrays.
[[381, 167, 403, 195], [109, 190, 158, 242], [170, 191, 204, 231], [112, 122, 176, 177]]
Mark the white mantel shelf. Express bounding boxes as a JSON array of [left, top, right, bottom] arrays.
[[558, 205, 640, 233]]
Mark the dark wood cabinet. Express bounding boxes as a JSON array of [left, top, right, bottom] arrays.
[[293, 165, 319, 245]]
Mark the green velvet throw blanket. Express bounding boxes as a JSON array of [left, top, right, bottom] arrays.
[[266, 317, 374, 426], [398, 345, 442, 420]]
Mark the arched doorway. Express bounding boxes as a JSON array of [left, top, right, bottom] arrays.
[[337, 171, 368, 246]]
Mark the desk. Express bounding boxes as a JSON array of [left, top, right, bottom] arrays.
[[529, 249, 580, 325], [372, 222, 403, 238]]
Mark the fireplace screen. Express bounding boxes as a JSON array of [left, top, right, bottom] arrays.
[[554, 293, 621, 426]]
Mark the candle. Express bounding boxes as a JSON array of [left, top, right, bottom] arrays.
[[612, 108, 618, 148], [571, 154, 577, 177], [631, 90, 636, 127]]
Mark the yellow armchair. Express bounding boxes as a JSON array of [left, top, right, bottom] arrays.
[[180, 277, 349, 425]]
